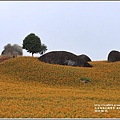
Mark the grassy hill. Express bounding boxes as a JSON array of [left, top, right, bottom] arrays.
[[0, 56, 120, 118]]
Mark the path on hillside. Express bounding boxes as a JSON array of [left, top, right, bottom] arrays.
[[0, 56, 11, 63]]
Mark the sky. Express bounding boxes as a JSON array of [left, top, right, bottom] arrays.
[[0, 1, 120, 61]]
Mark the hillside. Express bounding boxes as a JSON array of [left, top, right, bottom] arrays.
[[0, 57, 120, 118], [0, 56, 11, 63], [0, 56, 120, 89]]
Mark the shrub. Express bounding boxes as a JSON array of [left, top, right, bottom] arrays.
[[80, 77, 91, 83]]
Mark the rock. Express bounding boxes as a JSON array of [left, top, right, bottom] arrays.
[[78, 54, 91, 62], [79, 60, 92, 67], [38, 51, 92, 67], [81, 79, 90, 83], [108, 50, 120, 62]]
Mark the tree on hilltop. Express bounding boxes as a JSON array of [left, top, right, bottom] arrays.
[[1, 43, 23, 57], [22, 33, 47, 56], [39, 44, 47, 55]]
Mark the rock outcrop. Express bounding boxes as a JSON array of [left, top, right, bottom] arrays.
[[108, 50, 120, 62], [78, 54, 91, 62], [38, 51, 92, 67]]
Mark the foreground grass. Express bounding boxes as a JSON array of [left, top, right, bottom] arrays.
[[0, 57, 120, 118]]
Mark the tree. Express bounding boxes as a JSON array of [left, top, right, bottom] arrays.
[[13, 44, 23, 55], [2, 43, 23, 57], [4, 43, 12, 50], [22, 33, 47, 56], [39, 44, 47, 55]]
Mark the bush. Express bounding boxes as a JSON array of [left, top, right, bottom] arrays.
[[80, 77, 91, 83]]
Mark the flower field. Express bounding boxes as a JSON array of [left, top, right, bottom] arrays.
[[0, 56, 120, 118]]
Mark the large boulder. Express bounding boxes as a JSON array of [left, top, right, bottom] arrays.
[[38, 51, 92, 67], [108, 50, 120, 62], [78, 54, 92, 62]]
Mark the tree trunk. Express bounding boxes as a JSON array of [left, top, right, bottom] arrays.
[[32, 53, 34, 57]]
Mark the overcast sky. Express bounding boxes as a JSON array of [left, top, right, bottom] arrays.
[[0, 1, 120, 61]]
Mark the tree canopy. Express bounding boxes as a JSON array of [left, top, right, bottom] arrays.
[[22, 33, 47, 56]]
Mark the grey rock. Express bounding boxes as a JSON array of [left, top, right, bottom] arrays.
[[78, 54, 91, 62], [38, 51, 92, 67], [108, 50, 120, 62]]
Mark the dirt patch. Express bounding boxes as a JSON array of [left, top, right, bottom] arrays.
[[0, 56, 12, 63]]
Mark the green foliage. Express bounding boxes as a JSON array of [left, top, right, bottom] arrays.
[[80, 77, 91, 83], [22, 33, 47, 56], [39, 44, 47, 55]]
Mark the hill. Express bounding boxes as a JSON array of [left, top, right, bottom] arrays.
[[0, 56, 120, 89], [0, 56, 11, 63], [0, 57, 120, 118]]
